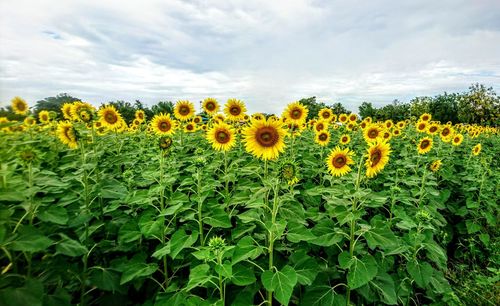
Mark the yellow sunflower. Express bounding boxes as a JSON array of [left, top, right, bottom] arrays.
[[202, 98, 219, 116], [98, 105, 123, 130], [360, 121, 368, 129], [427, 122, 440, 135], [242, 117, 287, 160], [338, 114, 348, 124], [392, 129, 402, 137], [214, 114, 225, 123], [224, 99, 247, 121], [384, 120, 393, 129], [38, 110, 51, 124], [193, 115, 203, 124], [135, 110, 146, 122], [363, 124, 382, 143], [440, 125, 454, 142], [430, 160, 442, 172], [11, 97, 28, 115], [151, 113, 176, 135], [417, 137, 433, 154], [365, 141, 391, 178], [364, 117, 373, 124], [452, 134, 464, 146], [287, 122, 306, 136], [174, 100, 195, 121], [283, 102, 308, 124], [252, 113, 265, 122], [382, 131, 392, 141], [396, 121, 406, 129], [24, 117, 36, 127], [346, 122, 357, 131], [318, 108, 334, 122], [314, 120, 328, 133], [420, 113, 432, 122], [184, 122, 197, 133], [326, 147, 354, 177], [56, 121, 78, 149], [61, 103, 74, 120], [340, 134, 351, 145], [472, 143, 481, 156], [206, 122, 236, 152], [71, 102, 94, 122], [416, 121, 428, 133], [314, 130, 330, 146], [348, 113, 358, 122]]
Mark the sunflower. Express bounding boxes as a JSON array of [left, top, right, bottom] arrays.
[[346, 122, 357, 131], [427, 122, 440, 135], [363, 124, 382, 143], [11, 97, 28, 115], [392, 129, 402, 137], [280, 162, 300, 185], [417, 137, 433, 154], [184, 122, 197, 133], [397, 121, 406, 129], [135, 110, 146, 122], [384, 120, 393, 129], [365, 141, 391, 178], [56, 121, 78, 149], [326, 147, 354, 177], [224, 99, 246, 121], [193, 115, 203, 124], [314, 130, 330, 146], [214, 114, 225, 123], [420, 113, 432, 122], [338, 114, 348, 124], [318, 108, 334, 122], [38, 110, 51, 124], [174, 100, 195, 121], [382, 131, 392, 141], [242, 117, 287, 160], [61, 103, 74, 120], [430, 160, 442, 172], [348, 113, 358, 122], [151, 113, 176, 135], [440, 126, 454, 142], [201, 98, 220, 116], [452, 134, 464, 146], [98, 105, 123, 130], [24, 117, 36, 126], [416, 121, 427, 133], [314, 120, 328, 133], [252, 113, 265, 122], [472, 143, 481, 156], [287, 122, 306, 136], [364, 117, 373, 124], [207, 122, 236, 152], [360, 121, 367, 129], [340, 134, 351, 145], [283, 102, 308, 124], [71, 102, 94, 122]]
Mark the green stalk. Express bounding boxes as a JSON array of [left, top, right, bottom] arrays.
[[267, 181, 279, 306], [79, 140, 90, 306], [197, 169, 205, 246], [159, 152, 169, 290], [346, 157, 364, 306], [224, 151, 229, 198], [217, 251, 224, 303]]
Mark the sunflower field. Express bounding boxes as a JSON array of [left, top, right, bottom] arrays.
[[0, 97, 499, 306]]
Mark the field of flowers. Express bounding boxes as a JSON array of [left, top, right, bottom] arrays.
[[0, 97, 498, 305]]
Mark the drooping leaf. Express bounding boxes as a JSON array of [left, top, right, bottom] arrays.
[[55, 234, 88, 257], [347, 255, 378, 289], [231, 264, 256, 286], [261, 265, 297, 305], [406, 260, 433, 288], [120, 262, 158, 285]]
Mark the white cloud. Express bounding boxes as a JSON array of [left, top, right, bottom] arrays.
[[1, 0, 499, 114]]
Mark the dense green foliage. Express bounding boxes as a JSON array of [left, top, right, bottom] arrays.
[[0, 118, 498, 305]]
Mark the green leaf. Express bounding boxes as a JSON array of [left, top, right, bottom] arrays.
[[365, 225, 398, 250], [232, 236, 262, 265], [169, 229, 198, 259], [120, 262, 158, 285], [138, 213, 163, 239], [369, 273, 397, 305], [302, 285, 346, 306], [407, 260, 433, 288], [100, 179, 128, 199], [0, 279, 44, 306], [37, 206, 68, 225], [231, 264, 256, 286], [55, 234, 88, 257], [204, 206, 232, 228], [347, 255, 378, 289], [261, 265, 297, 305], [10, 230, 52, 253], [186, 264, 211, 291], [290, 251, 319, 286], [89, 268, 121, 292], [215, 261, 232, 278], [118, 221, 142, 245]]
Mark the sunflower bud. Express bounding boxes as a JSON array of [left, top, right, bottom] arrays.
[[159, 136, 173, 151]]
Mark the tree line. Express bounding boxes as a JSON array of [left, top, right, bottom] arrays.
[[1, 83, 498, 125]]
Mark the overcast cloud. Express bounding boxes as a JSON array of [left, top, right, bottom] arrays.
[[1, 0, 499, 114]]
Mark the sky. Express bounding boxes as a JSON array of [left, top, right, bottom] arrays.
[[1, 0, 500, 114]]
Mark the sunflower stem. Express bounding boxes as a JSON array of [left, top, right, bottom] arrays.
[[197, 168, 205, 247], [79, 140, 90, 306], [267, 180, 279, 306], [159, 151, 169, 290]]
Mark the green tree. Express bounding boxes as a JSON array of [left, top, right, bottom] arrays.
[[358, 102, 377, 119], [409, 96, 432, 120], [298, 97, 326, 120], [329, 102, 348, 115], [151, 101, 174, 117], [34, 93, 81, 119], [428, 93, 460, 124], [458, 83, 500, 125]]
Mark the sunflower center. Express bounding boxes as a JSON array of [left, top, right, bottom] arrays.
[[319, 133, 328, 141], [256, 127, 279, 147], [194, 117, 200, 123], [350, 115, 356, 121], [332, 155, 347, 168], [322, 112, 330, 119], [315, 124, 324, 131], [138, 113, 144, 119], [230, 106, 241, 116], [180, 106, 190, 115], [421, 140, 430, 149], [423, 115, 429, 121], [17, 102, 26, 111], [370, 150, 382, 166], [216, 130, 230, 144], [105, 112, 118, 124], [206, 102, 215, 111], [291, 109, 301, 119], [418, 123, 426, 130], [342, 137, 348, 142], [187, 124, 194, 131], [429, 126, 437, 133], [159, 121, 171, 132], [369, 129, 378, 138], [442, 128, 450, 136]]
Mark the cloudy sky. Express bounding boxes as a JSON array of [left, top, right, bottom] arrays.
[[1, 0, 499, 114]]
